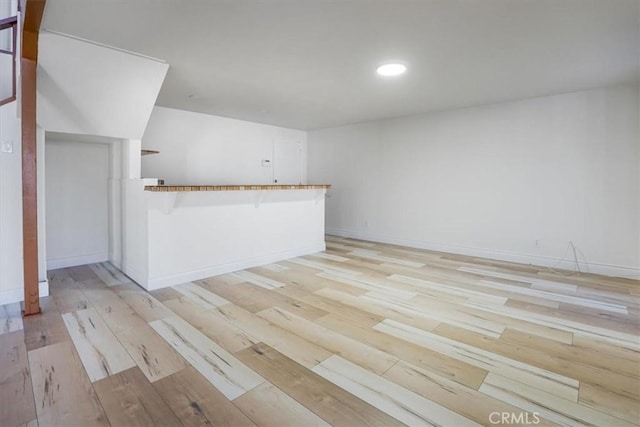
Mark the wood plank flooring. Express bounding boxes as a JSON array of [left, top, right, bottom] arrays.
[[1, 235, 638, 426]]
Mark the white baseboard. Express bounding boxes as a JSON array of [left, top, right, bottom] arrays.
[[108, 253, 123, 270], [145, 243, 326, 291], [0, 280, 50, 305], [326, 227, 640, 280], [121, 264, 148, 290], [47, 253, 108, 270], [40, 280, 50, 298]]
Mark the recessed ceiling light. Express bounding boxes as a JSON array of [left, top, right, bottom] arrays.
[[376, 62, 407, 77]]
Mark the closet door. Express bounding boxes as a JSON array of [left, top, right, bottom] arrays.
[[45, 139, 109, 269]]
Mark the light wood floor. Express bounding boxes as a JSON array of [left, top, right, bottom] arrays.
[[1, 236, 639, 426]]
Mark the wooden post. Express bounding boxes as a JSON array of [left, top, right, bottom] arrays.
[[21, 0, 46, 315], [21, 58, 39, 314]]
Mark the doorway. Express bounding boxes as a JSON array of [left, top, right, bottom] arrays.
[[45, 138, 109, 269]]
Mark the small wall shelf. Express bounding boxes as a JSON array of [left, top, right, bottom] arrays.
[[141, 149, 160, 156]]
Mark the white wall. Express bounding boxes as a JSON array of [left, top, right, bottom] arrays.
[[37, 31, 168, 139], [308, 84, 640, 278], [0, 100, 25, 303], [108, 141, 123, 269], [121, 139, 146, 280], [141, 106, 307, 185], [45, 139, 110, 269]]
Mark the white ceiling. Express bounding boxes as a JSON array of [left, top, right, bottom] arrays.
[[41, 0, 640, 130]]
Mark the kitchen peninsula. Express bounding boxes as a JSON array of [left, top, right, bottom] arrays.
[[122, 182, 330, 290]]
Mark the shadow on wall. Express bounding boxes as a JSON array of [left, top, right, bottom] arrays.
[[38, 67, 95, 132]]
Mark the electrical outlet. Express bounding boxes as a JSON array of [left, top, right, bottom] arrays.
[[1, 141, 13, 153]]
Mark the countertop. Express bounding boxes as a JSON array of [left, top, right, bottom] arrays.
[[144, 184, 331, 192]]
